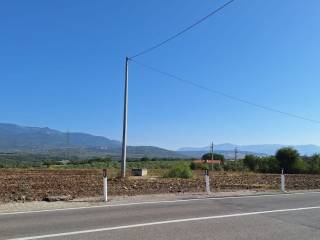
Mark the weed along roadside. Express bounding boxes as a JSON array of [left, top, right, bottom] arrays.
[[1, 169, 320, 202]]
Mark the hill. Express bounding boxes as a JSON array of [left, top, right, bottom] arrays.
[[0, 123, 121, 150], [0, 123, 184, 159], [2, 123, 319, 160]]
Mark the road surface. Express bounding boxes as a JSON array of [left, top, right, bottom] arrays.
[[1, 192, 320, 240]]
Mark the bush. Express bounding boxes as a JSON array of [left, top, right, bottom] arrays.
[[195, 162, 222, 171], [212, 163, 222, 171], [201, 163, 209, 170], [243, 155, 259, 172], [164, 163, 193, 179], [292, 159, 307, 174], [190, 162, 196, 170], [305, 154, 320, 174], [223, 161, 236, 171], [223, 160, 244, 172], [258, 156, 280, 173]]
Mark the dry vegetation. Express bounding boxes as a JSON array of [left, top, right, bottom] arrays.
[[1, 169, 320, 202]]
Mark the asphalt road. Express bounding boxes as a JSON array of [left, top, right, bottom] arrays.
[[1, 192, 320, 240]]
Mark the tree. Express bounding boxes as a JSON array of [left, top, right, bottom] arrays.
[[258, 156, 280, 173], [306, 154, 320, 174], [243, 154, 259, 172], [140, 157, 150, 162], [275, 147, 300, 173], [201, 153, 225, 163]]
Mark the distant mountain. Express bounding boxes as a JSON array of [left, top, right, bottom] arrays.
[[3, 123, 319, 160], [179, 143, 238, 152], [178, 143, 320, 156], [0, 123, 185, 159], [0, 123, 121, 150], [177, 150, 266, 160]]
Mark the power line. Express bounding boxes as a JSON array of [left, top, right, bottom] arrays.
[[130, 0, 236, 59], [131, 59, 320, 124]]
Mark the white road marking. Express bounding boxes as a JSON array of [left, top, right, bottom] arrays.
[[0, 191, 319, 216], [7, 205, 320, 240]]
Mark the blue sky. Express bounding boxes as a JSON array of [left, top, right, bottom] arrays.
[[1, 0, 320, 149]]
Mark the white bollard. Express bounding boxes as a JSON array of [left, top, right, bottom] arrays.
[[103, 169, 108, 202], [205, 175, 210, 193], [281, 169, 285, 192], [103, 177, 108, 202], [205, 170, 210, 193]]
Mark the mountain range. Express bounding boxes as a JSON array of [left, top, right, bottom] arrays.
[[178, 143, 320, 156], [0, 123, 183, 159], [0, 123, 319, 159]]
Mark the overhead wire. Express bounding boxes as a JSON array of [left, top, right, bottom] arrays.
[[131, 59, 320, 124], [130, 0, 236, 59]]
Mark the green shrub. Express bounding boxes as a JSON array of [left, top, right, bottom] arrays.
[[292, 159, 307, 174], [260, 156, 280, 173], [200, 163, 209, 170], [223, 160, 243, 172], [164, 163, 193, 179], [306, 154, 320, 174], [212, 163, 222, 171], [243, 155, 259, 171], [189, 162, 210, 170], [190, 161, 196, 170]]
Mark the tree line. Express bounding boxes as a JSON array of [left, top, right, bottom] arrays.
[[243, 147, 320, 174]]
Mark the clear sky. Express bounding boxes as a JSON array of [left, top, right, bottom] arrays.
[[1, 0, 320, 150]]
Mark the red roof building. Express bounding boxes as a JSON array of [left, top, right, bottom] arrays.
[[193, 159, 222, 165]]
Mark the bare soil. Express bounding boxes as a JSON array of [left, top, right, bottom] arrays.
[[1, 169, 320, 202]]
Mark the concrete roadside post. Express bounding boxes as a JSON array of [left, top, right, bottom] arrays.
[[103, 169, 108, 202], [281, 168, 285, 192], [205, 169, 210, 193]]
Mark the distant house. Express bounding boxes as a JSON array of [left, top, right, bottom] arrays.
[[193, 159, 222, 165], [59, 160, 71, 165]]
